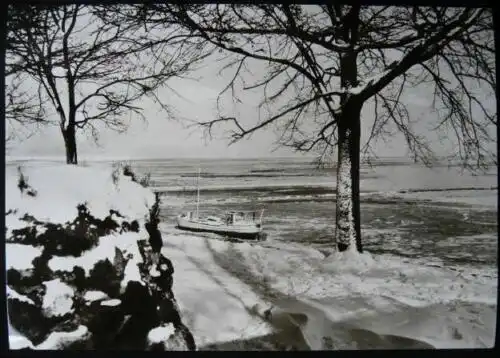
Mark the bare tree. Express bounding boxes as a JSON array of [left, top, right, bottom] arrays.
[[6, 4, 211, 164], [128, 5, 496, 253], [6, 6, 49, 146]]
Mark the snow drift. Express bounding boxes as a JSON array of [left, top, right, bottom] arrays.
[[6, 164, 195, 350], [161, 229, 497, 350]]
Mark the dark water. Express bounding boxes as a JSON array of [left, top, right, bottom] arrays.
[[160, 199, 497, 267], [8, 157, 497, 269], [114, 157, 497, 270]]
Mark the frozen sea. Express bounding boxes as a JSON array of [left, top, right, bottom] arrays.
[[70, 156, 498, 271]]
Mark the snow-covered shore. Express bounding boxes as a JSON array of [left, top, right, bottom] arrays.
[[6, 164, 195, 350], [161, 229, 497, 349]]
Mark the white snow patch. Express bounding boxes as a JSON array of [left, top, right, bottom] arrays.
[[121, 259, 144, 292], [6, 164, 155, 226], [332, 40, 350, 48], [35, 325, 89, 350], [36, 225, 47, 235], [6, 244, 43, 271], [147, 323, 176, 344], [9, 334, 34, 350], [42, 279, 75, 317], [347, 85, 366, 95], [321, 250, 375, 273], [83, 290, 108, 303], [343, 67, 395, 96], [7, 286, 35, 305], [114, 232, 144, 261], [150, 266, 161, 277], [48, 232, 143, 276], [101, 299, 121, 307]]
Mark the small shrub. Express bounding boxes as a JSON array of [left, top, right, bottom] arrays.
[[138, 172, 151, 188], [121, 163, 151, 188], [111, 165, 120, 186], [149, 193, 161, 224], [122, 164, 137, 182], [17, 166, 29, 192], [17, 167, 37, 196], [87, 259, 121, 297]]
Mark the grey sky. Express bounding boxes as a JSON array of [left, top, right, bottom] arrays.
[[5, 59, 450, 160], [6, 7, 497, 161], [4, 58, 391, 159]]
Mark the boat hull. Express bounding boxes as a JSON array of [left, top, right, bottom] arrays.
[[176, 216, 264, 240]]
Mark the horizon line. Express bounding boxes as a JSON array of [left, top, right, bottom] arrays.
[[6, 154, 419, 163]]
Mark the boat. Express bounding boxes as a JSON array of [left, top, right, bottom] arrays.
[[176, 169, 266, 240], [176, 210, 266, 240]]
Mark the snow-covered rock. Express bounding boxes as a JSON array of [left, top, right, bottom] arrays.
[[42, 279, 75, 318], [35, 326, 91, 350], [146, 323, 189, 350], [83, 290, 108, 304], [6, 164, 195, 350]]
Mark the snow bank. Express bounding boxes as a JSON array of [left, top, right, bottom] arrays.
[[6, 163, 195, 350], [5, 164, 156, 227], [160, 227, 497, 349]]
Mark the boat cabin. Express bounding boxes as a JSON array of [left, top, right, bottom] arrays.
[[181, 209, 264, 228], [225, 211, 261, 225]]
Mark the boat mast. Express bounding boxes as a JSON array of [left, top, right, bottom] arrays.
[[196, 168, 201, 218]]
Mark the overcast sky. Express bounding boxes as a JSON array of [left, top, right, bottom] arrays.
[[6, 8, 497, 162], [5, 61, 453, 161]]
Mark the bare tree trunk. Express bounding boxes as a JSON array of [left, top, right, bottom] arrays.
[[336, 26, 362, 252], [335, 107, 361, 252], [62, 11, 78, 166], [350, 106, 363, 253], [62, 123, 78, 165]]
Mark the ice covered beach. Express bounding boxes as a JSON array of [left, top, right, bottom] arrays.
[[5, 160, 498, 350], [162, 230, 497, 349]]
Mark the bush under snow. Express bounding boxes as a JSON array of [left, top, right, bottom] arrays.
[[6, 164, 195, 350]]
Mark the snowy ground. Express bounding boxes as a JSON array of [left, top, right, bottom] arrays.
[[161, 232, 273, 347], [161, 227, 497, 349]]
